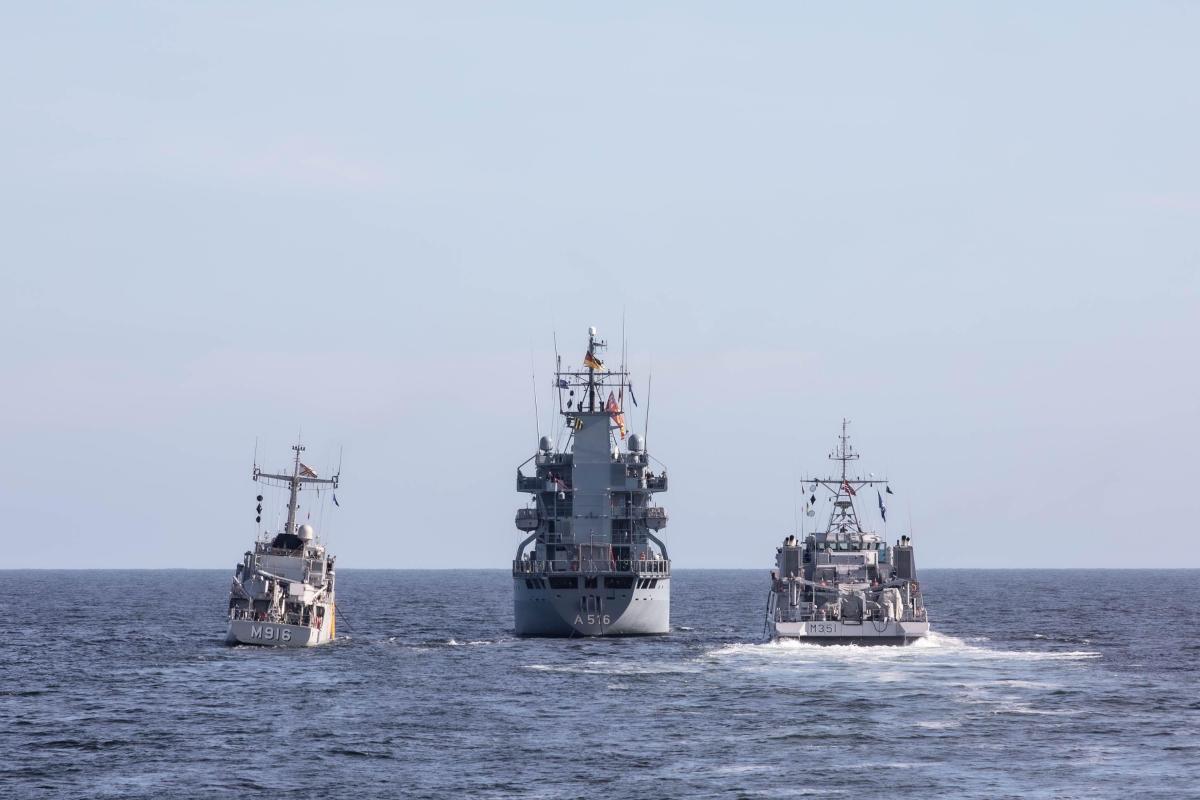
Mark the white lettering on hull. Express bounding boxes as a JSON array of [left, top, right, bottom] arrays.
[[247, 624, 292, 643]]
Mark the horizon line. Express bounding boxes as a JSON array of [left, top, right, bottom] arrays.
[[2, 566, 1197, 571]]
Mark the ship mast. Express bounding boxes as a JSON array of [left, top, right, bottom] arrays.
[[586, 329, 595, 412], [254, 443, 339, 536], [805, 420, 886, 536], [285, 444, 303, 535], [556, 326, 622, 421]]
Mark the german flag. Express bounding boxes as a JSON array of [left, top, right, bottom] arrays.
[[583, 350, 605, 371]]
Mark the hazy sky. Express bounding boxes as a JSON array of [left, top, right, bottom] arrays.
[[3, 3, 1197, 568]]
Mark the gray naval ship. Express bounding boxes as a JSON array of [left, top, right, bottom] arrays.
[[766, 422, 930, 644], [226, 443, 340, 647], [512, 327, 671, 636]]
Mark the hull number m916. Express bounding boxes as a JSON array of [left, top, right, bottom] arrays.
[[249, 625, 292, 642]]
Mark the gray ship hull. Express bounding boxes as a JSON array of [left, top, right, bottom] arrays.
[[769, 618, 929, 645], [514, 577, 669, 636], [226, 617, 333, 647]]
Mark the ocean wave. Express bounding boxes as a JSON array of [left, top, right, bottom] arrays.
[[525, 659, 701, 676]]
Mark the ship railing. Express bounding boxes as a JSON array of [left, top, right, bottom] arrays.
[[255, 546, 306, 558], [769, 605, 927, 624], [512, 558, 671, 575], [229, 607, 322, 627]]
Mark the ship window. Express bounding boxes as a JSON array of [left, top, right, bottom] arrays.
[[549, 576, 577, 590], [649, 579, 658, 589], [584, 577, 598, 589], [604, 576, 633, 589], [525, 579, 533, 589]]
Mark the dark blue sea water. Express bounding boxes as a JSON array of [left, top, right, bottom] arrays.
[[2, 570, 1197, 799]]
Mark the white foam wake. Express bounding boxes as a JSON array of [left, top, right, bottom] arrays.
[[706, 630, 1100, 663]]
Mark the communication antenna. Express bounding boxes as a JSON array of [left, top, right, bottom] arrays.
[[530, 349, 541, 441], [793, 481, 799, 535], [643, 371, 652, 444]]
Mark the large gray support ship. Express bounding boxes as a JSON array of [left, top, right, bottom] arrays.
[[512, 327, 671, 636], [766, 422, 930, 645], [226, 443, 339, 647]]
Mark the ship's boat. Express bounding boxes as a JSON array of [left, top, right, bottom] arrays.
[[512, 326, 672, 636], [226, 443, 339, 647], [765, 422, 930, 645]]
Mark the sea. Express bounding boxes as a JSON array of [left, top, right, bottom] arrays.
[[2, 569, 1197, 799]]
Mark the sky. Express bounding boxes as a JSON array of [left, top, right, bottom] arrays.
[[2, 2, 1197, 568]]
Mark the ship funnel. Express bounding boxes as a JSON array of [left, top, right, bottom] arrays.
[[297, 524, 315, 541]]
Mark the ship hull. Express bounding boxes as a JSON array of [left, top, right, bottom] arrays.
[[514, 577, 669, 636], [226, 618, 333, 647], [769, 619, 929, 645]]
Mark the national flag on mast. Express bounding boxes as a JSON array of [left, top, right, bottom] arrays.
[[299, 463, 318, 478], [877, 490, 887, 522], [841, 480, 856, 496], [606, 391, 627, 439], [583, 350, 605, 370]]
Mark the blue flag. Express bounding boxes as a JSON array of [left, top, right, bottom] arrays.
[[877, 490, 886, 522], [556, 378, 569, 389], [629, 385, 638, 407], [332, 493, 340, 508]]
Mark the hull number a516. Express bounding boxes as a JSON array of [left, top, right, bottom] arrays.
[[575, 614, 611, 626]]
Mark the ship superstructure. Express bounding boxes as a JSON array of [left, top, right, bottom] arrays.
[[226, 443, 339, 647], [765, 422, 930, 644], [512, 327, 671, 636]]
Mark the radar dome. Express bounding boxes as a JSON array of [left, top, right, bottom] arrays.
[[539, 435, 552, 452], [628, 433, 643, 452], [297, 524, 315, 541]]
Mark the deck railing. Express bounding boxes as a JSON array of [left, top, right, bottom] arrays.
[[512, 558, 670, 576], [229, 607, 323, 627]]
